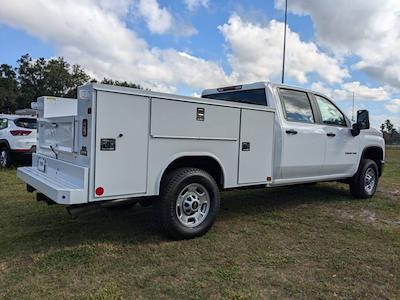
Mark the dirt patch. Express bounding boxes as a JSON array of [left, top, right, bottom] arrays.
[[0, 255, 35, 273], [336, 208, 400, 229], [378, 187, 400, 201]]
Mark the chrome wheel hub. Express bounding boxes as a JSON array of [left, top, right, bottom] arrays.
[[364, 167, 376, 194], [176, 183, 210, 228], [0, 150, 7, 167]]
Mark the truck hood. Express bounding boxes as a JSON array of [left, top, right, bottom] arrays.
[[366, 128, 383, 137]]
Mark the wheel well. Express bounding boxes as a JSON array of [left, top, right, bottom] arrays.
[[161, 156, 224, 189], [0, 140, 10, 150], [362, 147, 384, 176]]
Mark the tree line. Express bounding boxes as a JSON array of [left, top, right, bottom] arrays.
[[0, 54, 143, 113], [380, 119, 400, 145], [1, 54, 399, 144]]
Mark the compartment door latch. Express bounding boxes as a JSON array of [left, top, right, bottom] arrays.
[[241, 142, 250, 151]]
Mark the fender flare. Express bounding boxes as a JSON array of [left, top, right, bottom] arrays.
[[154, 152, 227, 194], [358, 145, 384, 176]]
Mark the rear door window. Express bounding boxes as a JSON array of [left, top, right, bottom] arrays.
[[279, 89, 314, 124], [0, 118, 8, 130], [202, 89, 267, 106], [14, 118, 37, 129]]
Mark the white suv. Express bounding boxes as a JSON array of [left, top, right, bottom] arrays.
[[0, 114, 37, 168]]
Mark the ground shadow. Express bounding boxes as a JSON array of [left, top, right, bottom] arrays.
[[4, 182, 354, 255]]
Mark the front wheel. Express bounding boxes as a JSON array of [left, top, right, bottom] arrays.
[[349, 159, 378, 199], [154, 168, 220, 239]]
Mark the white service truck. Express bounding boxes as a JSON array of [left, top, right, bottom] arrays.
[[17, 82, 385, 239]]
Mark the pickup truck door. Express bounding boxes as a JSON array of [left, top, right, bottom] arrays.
[[313, 94, 359, 176], [278, 89, 326, 179]]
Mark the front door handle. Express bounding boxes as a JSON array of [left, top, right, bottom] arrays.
[[286, 129, 298, 135], [327, 132, 336, 137]]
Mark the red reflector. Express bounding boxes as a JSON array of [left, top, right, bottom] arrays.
[[10, 130, 32, 136], [82, 119, 88, 137], [95, 187, 104, 196], [267, 176, 272, 182]]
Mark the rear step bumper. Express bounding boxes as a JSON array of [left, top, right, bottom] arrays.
[[17, 155, 89, 205]]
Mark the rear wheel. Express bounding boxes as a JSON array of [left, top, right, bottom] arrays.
[[0, 147, 12, 168], [154, 168, 220, 239], [349, 159, 378, 199]]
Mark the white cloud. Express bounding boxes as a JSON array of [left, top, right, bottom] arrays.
[[185, 0, 209, 11], [0, 0, 230, 92], [385, 99, 400, 114], [218, 14, 348, 84], [0, 2, 348, 93], [275, 0, 400, 90], [311, 82, 389, 102], [137, 0, 173, 34], [96, 0, 133, 16], [136, 0, 197, 36]]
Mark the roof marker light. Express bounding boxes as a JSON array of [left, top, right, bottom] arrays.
[[217, 85, 243, 92]]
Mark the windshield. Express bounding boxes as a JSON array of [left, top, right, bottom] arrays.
[[202, 89, 267, 106], [14, 118, 37, 129]]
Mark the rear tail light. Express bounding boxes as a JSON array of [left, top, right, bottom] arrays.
[[10, 130, 32, 136], [95, 187, 104, 196], [82, 119, 88, 137]]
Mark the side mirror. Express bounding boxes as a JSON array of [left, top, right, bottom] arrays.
[[351, 110, 370, 136]]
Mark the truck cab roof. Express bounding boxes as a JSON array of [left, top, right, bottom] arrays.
[[201, 81, 318, 108], [201, 81, 347, 114], [201, 81, 317, 96]]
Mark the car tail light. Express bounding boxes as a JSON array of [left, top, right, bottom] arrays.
[[82, 119, 88, 137], [10, 130, 32, 136]]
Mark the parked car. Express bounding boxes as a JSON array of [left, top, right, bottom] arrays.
[[0, 114, 37, 168], [17, 82, 384, 239]]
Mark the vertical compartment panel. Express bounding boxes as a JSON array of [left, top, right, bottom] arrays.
[[238, 110, 274, 184], [94, 92, 149, 198]]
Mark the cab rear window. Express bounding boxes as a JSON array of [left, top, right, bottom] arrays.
[[14, 118, 37, 129], [279, 89, 314, 124], [202, 89, 267, 106]]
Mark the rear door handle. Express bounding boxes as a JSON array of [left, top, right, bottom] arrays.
[[327, 132, 336, 137], [285, 129, 298, 135]]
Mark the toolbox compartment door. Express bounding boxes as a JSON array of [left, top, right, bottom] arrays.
[[238, 109, 274, 184], [94, 91, 150, 199]]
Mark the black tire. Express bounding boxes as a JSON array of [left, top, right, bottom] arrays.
[[154, 168, 220, 240], [0, 146, 12, 168], [349, 159, 378, 199]]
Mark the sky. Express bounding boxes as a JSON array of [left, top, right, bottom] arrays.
[[0, 0, 399, 129]]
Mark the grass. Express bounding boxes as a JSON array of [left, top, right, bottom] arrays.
[[0, 147, 399, 299]]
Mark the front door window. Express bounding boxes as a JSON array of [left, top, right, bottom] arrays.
[[315, 95, 346, 127]]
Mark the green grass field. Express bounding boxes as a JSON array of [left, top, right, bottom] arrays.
[[0, 147, 399, 299]]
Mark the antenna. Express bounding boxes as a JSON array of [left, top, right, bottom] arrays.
[[352, 91, 355, 122], [281, 0, 288, 84]]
